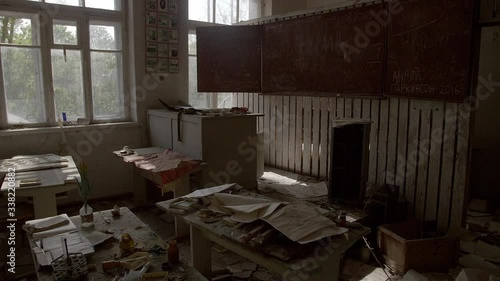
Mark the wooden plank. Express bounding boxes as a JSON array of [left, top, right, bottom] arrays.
[[246, 93, 251, 107], [312, 97, 321, 178], [377, 99, 389, 186], [282, 96, 290, 171], [275, 96, 283, 169], [425, 102, 445, 222], [438, 103, 457, 233], [330, 98, 337, 119], [362, 99, 371, 120], [415, 108, 431, 220], [405, 100, 421, 217], [269, 96, 277, 167], [344, 98, 353, 119], [336, 98, 344, 119], [386, 98, 400, 186], [353, 98, 362, 119], [289, 97, 297, 171], [295, 97, 304, 173], [249, 93, 255, 113], [259, 94, 264, 133], [395, 99, 409, 198], [368, 100, 380, 185], [320, 98, 330, 179], [328, 98, 337, 179], [264, 95, 271, 164], [238, 93, 245, 107], [450, 104, 470, 231], [303, 97, 312, 176]]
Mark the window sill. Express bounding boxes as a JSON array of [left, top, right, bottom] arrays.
[[0, 122, 141, 137]]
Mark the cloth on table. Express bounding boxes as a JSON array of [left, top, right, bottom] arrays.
[[123, 149, 202, 185]]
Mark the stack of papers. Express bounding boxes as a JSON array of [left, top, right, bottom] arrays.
[[26, 214, 95, 267], [32, 232, 94, 266], [25, 214, 77, 240]]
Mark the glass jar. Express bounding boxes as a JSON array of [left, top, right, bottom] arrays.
[[79, 202, 94, 228], [168, 240, 179, 264]]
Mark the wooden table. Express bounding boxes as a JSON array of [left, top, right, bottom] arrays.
[[184, 210, 370, 281], [30, 207, 208, 281], [1, 156, 80, 219]]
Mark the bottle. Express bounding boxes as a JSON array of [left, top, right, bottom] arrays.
[[119, 233, 135, 253], [168, 240, 179, 264], [338, 212, 347, 227], [79, 203, 94, 228]]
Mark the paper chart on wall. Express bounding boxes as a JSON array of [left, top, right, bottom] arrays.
[[145, 0, 179, 73]]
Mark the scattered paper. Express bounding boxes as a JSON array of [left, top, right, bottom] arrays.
[[253, 271, 273, 281], [455, 268, 500, 281], [183, 183, 236, 199], [80, 230, 113, 246], [33, 231, 94, 266], [400, 270, 428, 281], [459, 254, 500, 272], [212, 193, 283, 223], [234, 271, 253, 279], [262, 203, 348, 244]]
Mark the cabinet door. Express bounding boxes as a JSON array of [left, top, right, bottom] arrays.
[[149, 115, 173, 149], [172, 118, 203, 160]]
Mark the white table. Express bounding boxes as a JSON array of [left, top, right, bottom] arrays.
[[113, 148, 205, 238], [1, 156, 80, 219], [184, 212, 370, 281]]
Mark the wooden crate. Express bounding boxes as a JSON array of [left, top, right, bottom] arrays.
[[378, 220, 459, 274]]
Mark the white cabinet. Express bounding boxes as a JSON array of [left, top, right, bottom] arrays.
[[148, 109, 260, 188]]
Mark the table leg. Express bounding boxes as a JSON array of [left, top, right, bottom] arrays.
[[313, 252, 341, 281], [133, 167, 148, 207], [191, 225, 212, 278], [174, 175, 190, 238], [32, 194, 57, 219]]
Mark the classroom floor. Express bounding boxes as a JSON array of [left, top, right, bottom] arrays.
[[0, 168, 445, 281]]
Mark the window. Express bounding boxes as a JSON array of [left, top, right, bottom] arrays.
[[188, 0, 261, 108], [30, 0, 121, 11], [0, 0, 126, 127]]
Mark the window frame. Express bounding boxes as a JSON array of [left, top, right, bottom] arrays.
[[0, 0, 129, 129]]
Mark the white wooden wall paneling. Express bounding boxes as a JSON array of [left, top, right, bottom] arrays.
[[289, 97, 297, 171], [302, 97, 312, 176], [319, 98, 330, 178], [282, 96, 290, 170], [312, 98, 321, 178], [238, 94, 470, 231]]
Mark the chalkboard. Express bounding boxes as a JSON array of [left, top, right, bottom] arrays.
[[385, 0, 475, 102], [262, 4, 385, 96], [197, 26, 262, 92]]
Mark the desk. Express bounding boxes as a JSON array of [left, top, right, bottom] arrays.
[[29, 208, 208, 281], [0, 156, 80, 219], [182, 205, 370, 281], [114, 148, 204, 238]]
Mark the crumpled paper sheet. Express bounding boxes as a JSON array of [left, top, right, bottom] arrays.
[[209, 193, 282, 223], [262, 203, 348, 244], [207, 193, 347, 243]]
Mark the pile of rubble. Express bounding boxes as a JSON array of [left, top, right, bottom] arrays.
[[455, 199, 500, 280]]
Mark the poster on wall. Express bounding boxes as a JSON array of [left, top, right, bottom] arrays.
[[145, 0, 179, 74]]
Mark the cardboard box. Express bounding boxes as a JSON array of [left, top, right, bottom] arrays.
[[378, 220, 459, 274]]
